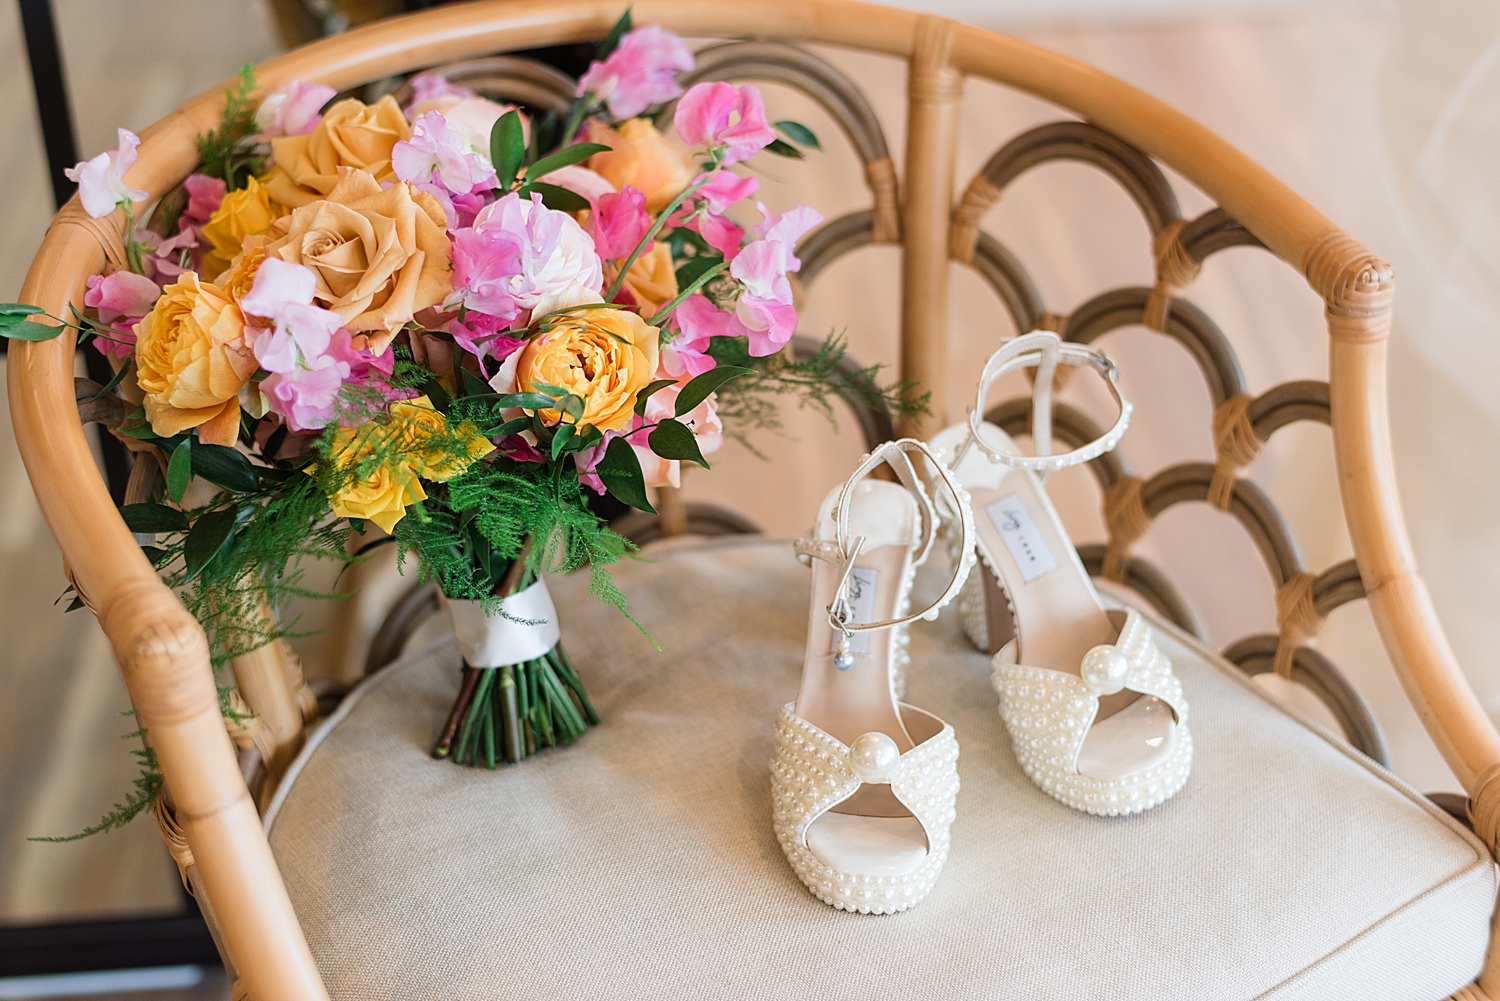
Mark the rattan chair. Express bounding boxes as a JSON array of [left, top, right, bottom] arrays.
[[11, 2, 1500, 998]]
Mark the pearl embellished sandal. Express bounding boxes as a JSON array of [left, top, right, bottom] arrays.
[[772, 439, 974, 914], [929, 332, 1192, 816]]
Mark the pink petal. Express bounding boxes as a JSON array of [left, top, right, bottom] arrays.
[[240, 258, 318, 318], [673, 81, 740, 148]]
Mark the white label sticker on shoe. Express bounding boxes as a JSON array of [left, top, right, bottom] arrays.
[[986, 495, 1058, 583], [829, 566, 879, 656]]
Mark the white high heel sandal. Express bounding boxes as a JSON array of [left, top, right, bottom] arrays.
[[772, 439, 975, 914], [929, 332, 1192, 816]]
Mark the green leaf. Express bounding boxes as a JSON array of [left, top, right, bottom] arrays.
[[596, 7, 633, 61], [423, 378, 452, 415], [648, 418, 709, 468], [550, 422, 575, 459], [763, 138, 805, 160], [674, 255, 725, 291], [183, 507, 237, 584], [191, 443, 259, 493], [531, 381, 572, 399], [526, 142, 611, 182], [774, 120, 821, 150], [495, 391, 560, 411], [119, 504, 189, 534], [596, 435, 655, 513], [65, 596, 86, 613], [118, 424, 161, 440], [492, 416, 531, 437], [522, 181, 590, 213], [0, 303, 43, 316], [90, 359, 133, 401], [560, 395, 586, 422], [491, 110, 526, 191], [633, 378, 679, 417], [0, 319, 64, 341], [166, 439, 193, 503], [460, 367, 492, 400], [139, 546, 169, 567], [676, 365, 752, 416]]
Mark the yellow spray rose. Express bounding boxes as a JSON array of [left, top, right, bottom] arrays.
[[134, 273, 256, 446], [262, 95, 410, 209], [502, 292, 660, 432], [199, 176, 286, 281], [319, 395, 494, 533], [585, 118, 695, 213]]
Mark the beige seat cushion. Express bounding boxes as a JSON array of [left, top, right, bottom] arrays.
[[266, 537, 1495, 1000]]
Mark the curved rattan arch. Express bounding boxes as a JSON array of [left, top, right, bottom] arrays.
[[387, 55, 579, 114], [11, 2, 1492, 997]]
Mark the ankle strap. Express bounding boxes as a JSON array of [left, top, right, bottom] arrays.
[[961, 331, 1132, 472], [796, 439, 976, 638]]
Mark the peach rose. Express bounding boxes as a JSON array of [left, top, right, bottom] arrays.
[[610, 243, 678, 320], [134, 273, 256, 446], [265, 168, 451, 350], [220, 236, 267, 305], [586, 118, 694, 213], [497, 290, 660, 433], [262, 95, 410, 209], [199, 176, 286, 281]]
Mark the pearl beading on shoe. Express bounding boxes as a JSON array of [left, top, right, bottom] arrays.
[[771, 705, 960, 914], [992, 609, 1192, 816]]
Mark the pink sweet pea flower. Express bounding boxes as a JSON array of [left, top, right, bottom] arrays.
[[239, 258, 355, 431], [65, 128, 149, 218], [449, 311, 525, 375], [404, 73, 475, 111], [448, 227, 525, 322], [689, 210, 745, 261], [589, 185, 652, 259], [255, 79, 337, 139], [673, 83, 775, 165], [392, 111, 497, 196], [731, 203, 822, 303], [576, 25, 694, 120], [136, 227, 199, 282], [571, 430, 622, 494], [182, 174, 226, 224], [695, 170, 759, 214], [659, 295, 720, 380], [672, 290, 796, 358], [83, 270, 160, 359]]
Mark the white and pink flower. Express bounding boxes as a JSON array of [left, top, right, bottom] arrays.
[[255, 79, 336, 139], [65, 128, 149, 219], [576, 25, 694, 121]]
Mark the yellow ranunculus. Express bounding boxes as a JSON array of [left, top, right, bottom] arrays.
[[135, 273, 256, 446], [200, 176, 286, 281], [319, 395, 493, 533], [262, 95, 410, 209], [586, 118, 695, 213], [611, 243, 678, 320], [515, 303, 660, 432]]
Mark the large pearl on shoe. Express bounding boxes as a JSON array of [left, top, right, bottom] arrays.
[[1080, 644, 1130, 695], [849, 731, 901, 783]]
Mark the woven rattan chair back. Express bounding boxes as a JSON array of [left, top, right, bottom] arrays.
[[11, 3, 1498, 998]]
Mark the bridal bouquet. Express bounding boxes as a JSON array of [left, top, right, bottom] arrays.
[[6, 12, 916, 810]]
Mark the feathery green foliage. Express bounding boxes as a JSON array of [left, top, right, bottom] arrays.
[[29, 726, 163, 842], [195, 64, 265, 189]]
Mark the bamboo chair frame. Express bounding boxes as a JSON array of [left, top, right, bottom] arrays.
[[10, 2, 1498, 997]]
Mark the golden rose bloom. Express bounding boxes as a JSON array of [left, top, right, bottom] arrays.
[[516, 306, 660, 432], [387, 396, 494, 482], [586, 118, 695, 213], [220, 235, 267, 304], [262, 95, 411, 209], [609, 243, 678, 320], [135, 273, 256, 446], [265, 168, 450, 350], [319, 423, 428, 534], [199, 176, 286, 281]]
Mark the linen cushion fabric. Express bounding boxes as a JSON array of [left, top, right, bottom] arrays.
[[265, 537, 1496, 1000]]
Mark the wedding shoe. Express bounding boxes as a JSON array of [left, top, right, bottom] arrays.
[[929, 332, 1192, 816], [772, 439, 975, 914]]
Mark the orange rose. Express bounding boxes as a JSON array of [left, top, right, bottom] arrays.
[[220, 236, 267, 304], [262, 95, 410, 209], [507, 295, 660, 432], [586, 118, 695, 213], [609, 243, 678, 320], [265, 168, 450, 350], [134, 273, 255, 445]]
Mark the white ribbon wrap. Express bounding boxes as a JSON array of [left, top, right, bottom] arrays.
[[446, 578, 562, 667]]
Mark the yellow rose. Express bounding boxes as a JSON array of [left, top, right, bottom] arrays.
[[262, 95, 410, 209], [320, 423, 428, 534], [515, 305, 660, 432], [199, 176, 286, 281], [318, 394, 493, 532], [135, 273, 256, 446], [609, 243, 678, 320], [586, 118, 695, 213], [265, 168, 450, 350]]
